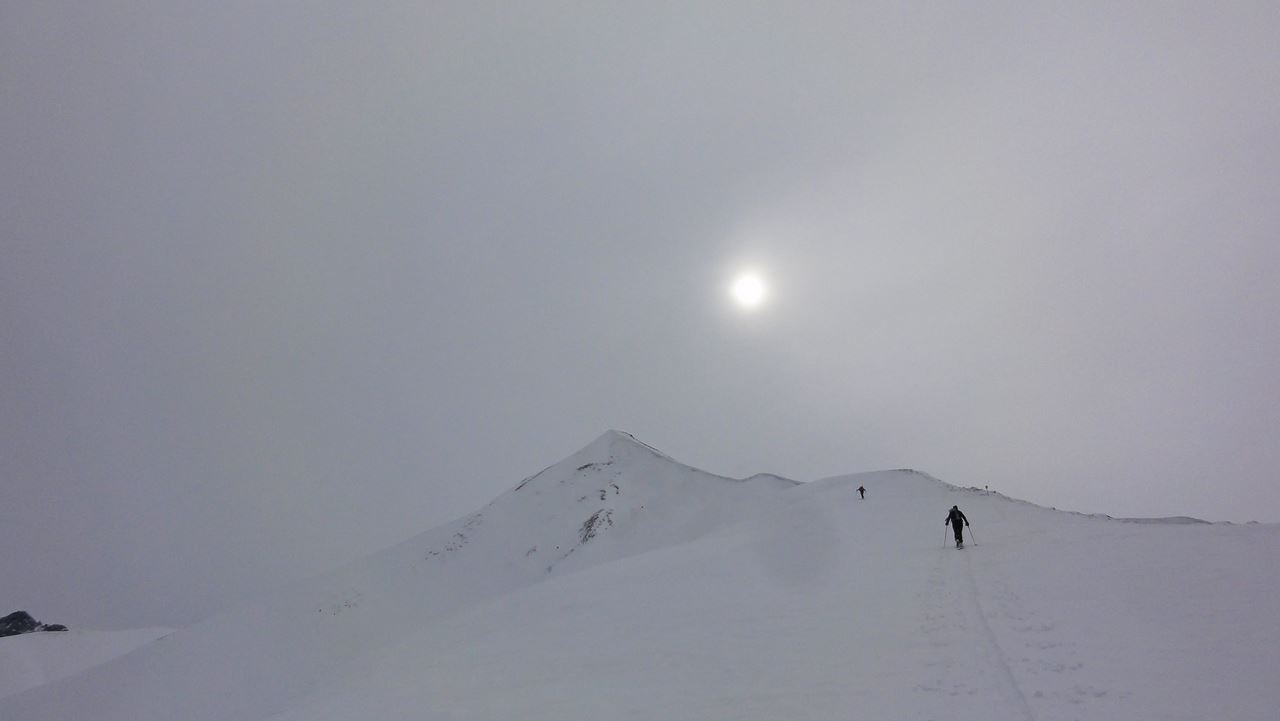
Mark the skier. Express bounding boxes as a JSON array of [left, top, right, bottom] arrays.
[[857, 485, 866, 499], [945, 505, 969, 547]]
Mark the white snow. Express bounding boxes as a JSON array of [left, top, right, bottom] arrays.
[[0, 627, 170, 699], [3, 430, 1278, 720]]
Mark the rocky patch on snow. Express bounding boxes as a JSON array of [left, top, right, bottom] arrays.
[[0, 611, 66, 638]]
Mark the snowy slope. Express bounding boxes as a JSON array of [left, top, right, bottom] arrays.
[[5, 432, 1279, 721], [1, 431, 796, 720], [0, 627, 170, 699]]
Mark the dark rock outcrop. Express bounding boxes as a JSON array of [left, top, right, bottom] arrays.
[[0, 611, 40, 637], [0, 611, 68, 637]]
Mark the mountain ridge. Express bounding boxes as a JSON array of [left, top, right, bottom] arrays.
[[4, 431, 1277, 721], [1, 431, 802, 721]]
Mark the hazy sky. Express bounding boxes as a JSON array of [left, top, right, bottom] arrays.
[[4, 2, 1278, 628]]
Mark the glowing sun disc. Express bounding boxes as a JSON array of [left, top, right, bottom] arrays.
[[731, 274, 767, 308]]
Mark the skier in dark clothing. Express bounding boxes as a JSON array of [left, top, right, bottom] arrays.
[[857, 485, 866, 499], [945, 505, 969, 547]]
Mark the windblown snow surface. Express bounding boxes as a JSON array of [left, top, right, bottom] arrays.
[[4, 430, 1278, 720], [0, 627, 170, 699]]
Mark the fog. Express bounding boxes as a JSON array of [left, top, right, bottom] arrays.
[[3, 2, 1277, 628]]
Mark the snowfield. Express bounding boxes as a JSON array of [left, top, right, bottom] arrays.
[[0, 627, 170, 700], [4, 430, 1278, 720]]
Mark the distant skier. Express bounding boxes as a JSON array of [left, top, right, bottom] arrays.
[[945, 505, 969, 547], [857, 485, 866, 499]]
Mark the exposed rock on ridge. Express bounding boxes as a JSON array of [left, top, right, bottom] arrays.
[[0, 610, 67, 638]]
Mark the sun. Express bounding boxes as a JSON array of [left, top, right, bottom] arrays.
[[731, 273, 767, 309]]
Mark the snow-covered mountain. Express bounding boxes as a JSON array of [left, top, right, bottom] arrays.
[[4, 430, 1278, 720]]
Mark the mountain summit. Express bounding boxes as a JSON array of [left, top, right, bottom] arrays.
[[1, 431, 795, 720], [5, 432, 1278, 721]]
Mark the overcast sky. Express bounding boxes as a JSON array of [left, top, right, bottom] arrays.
[[3, 2, 1278, 629]]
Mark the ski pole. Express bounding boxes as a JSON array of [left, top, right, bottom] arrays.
[[943, 525, 948, 548], [969, 527, 977, 546]]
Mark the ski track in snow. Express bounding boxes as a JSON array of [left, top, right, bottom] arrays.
[[919, 516, 1126, 721], [919, 546, 1034, 720], [960, 549, 1037, 721]]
